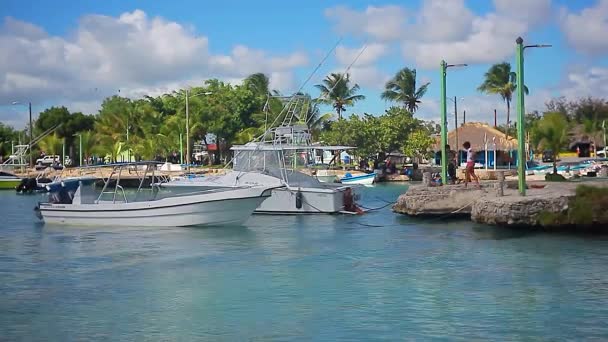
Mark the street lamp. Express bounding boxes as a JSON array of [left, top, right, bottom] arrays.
[[11, 101, 33, 168], [515, 37, 551, 196], [185, 89, 213, 171], [440, 61, 467, 183]]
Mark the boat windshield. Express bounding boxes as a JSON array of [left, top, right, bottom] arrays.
[[232, 147, 323, 188]]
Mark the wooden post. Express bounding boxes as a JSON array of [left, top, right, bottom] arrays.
[[497, 171, 505, 196], [423, 171, 432, 187]]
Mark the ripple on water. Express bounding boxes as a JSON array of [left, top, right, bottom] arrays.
[[1, 187, 608, 340]]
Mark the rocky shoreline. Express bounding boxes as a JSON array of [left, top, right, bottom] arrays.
[[393, 177, 608, 230]]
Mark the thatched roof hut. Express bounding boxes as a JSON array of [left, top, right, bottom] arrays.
[[434, 122, 518, 151]]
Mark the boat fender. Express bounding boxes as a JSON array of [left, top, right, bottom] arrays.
[[295, 190, 303, 209]]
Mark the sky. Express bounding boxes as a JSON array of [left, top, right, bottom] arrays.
[[1, 0, 608, 129]]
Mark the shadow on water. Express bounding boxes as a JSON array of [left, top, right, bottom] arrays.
[[470, 224, 542, 240]]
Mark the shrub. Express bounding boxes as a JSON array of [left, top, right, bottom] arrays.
[[545, 173, 567, 182]]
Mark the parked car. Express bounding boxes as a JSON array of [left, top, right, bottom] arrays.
[[542, 150, 555, 163], [596, 148, 607, 158], [36, 155, 60, 166]]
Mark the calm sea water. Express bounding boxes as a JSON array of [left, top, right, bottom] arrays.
[[1, 184, 608, 341]]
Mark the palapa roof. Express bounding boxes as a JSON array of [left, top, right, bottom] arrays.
[[433, 122, 518, 151]]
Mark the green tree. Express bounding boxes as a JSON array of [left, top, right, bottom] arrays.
[[532, 112, 569, 174], [381, 67, 429, 113], [314, 73, 365, 119], [0, 123, 18, 159], [402, 129, 435, 163], [478, 62, 529, 139], [38, 133, 63, 156]]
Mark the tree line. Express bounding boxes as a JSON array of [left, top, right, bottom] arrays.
[[1, 63, 607, 166]]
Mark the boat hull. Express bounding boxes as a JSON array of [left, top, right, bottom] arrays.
[[340, 173, 375, 186], [0, 179, 20, 189], [315, 175, 338, 183], [38, 187, 272, 227], [255, 187, 349, 214]]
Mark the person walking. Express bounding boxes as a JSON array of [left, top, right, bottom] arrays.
[[463, 141, 481, 189]]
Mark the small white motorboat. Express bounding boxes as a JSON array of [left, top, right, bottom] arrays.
[[314, 169, 338, 183], [35, 162, 274, 227], [340, 173, 375, 186]]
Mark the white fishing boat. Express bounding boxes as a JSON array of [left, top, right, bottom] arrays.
[[340, 172, 376, 186], [35, 162, 274, 227], [161, 94, 363, 214]]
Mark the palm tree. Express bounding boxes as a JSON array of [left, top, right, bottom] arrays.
[[478, 62, 529, 139], [38, 133, 63, 156], [533, 112, 569, 175], [314, 73, 365, 119], [244, 73, 271, 96], [381, 67, 429, 113]]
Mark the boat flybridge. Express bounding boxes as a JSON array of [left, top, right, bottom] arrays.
[[162, 124, 363, 214], [35, 162, 274, 227]]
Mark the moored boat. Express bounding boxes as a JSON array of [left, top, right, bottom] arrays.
[[340, 172, 375, 186], [0, 171, 22, 190], [35, 162, 274, 227]]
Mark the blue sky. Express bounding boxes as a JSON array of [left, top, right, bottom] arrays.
[[2, 0, 608, 128]]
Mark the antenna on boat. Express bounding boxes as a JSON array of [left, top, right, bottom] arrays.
[[254, 37, 344, 142]]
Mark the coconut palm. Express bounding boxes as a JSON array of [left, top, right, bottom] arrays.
[[533, 112, 569, 175], [314, 73, 365, 119], [381, 67, 429, 113], [38, 133, 63, 156], [478, 62, 529, 139]]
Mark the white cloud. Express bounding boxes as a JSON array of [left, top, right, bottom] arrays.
[[0, 10, 308, 125], [494, 0, 552, 24], [325, 1, 554, 70], [335, 43, 387, 66], [559, 66, 608, 99], [560, 0, 608, 55], [413, 0, 475, 42], [324, 5, 408, 41], [347, 66, 390, 90]]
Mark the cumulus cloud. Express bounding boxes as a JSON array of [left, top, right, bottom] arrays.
[[334, 43, 387, 66], [413, 0, 475, 42], [560, 0, 608, 55], [324, 5, 408, 41], [325, 1, 553, 70], [0, 10, 308, 124], [559, 66, 608, 99]]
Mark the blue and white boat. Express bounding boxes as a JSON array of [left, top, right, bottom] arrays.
[[340, 172, 375, 186]]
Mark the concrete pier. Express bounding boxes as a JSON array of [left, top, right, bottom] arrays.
[[393, 179, 608, 228]]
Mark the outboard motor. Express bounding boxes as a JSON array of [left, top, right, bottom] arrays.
[[15, 178, 38, 194]]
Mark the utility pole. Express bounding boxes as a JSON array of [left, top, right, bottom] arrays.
[[463, 110, 466, 125], [515, 37, 551, 196], [454, 96, 459, 166], [440, 61, 448, 183], [515, 37, 526, 196], [185, 88, 190, 171], [28, 102, 32, 168], [494, 109, 497, 128]]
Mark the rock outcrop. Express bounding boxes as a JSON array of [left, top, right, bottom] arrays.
[[392, 184, 487, 216], [471, 194, 573, 226]]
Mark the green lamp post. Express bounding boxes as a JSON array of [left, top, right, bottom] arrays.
[[515, 37, 551, 196], [440, 60, 467, 183]]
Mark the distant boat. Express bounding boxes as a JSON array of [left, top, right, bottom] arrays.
[[315, 169, 338, 183], [340, 173, 375, 186], [0, 171, 21, 190], [35, 162, 274, 227]]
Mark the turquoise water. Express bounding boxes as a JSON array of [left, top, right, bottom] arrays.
[[2, 184, 608, 340]]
